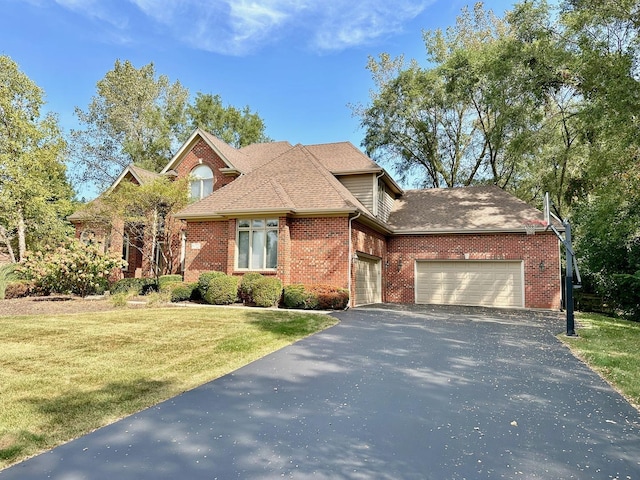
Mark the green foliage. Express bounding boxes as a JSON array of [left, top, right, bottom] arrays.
[[3, 280, 35, 299], [239, 272, 265, 304], [186, 93, 271, 148], [16, 240, 126, 297], [610, 272, 640, 321], [0, 55, 75, 261], [158, 275, 182, 289], [0, 264, 17, 300], [283, 284, 349, 310], [203, 274, 239, 305], [110, 278, 145, 295], [163, 282, 197, 303], [251, 277, 283, 308], [197, 271, 226, 298]]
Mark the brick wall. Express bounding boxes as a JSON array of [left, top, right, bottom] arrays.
[[174, 138, 237, 192], [386, 232, 561, 309], [183, 220, 230, 282]]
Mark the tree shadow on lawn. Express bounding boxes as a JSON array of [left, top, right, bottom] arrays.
[[3, 379, 171, 466]]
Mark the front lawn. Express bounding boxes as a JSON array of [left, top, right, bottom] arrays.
[[0, 307, 337, 469], [560, 312, 640, 409]]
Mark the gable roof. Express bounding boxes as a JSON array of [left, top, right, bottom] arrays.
[[304, 142, 379, 173], [388, 186, 550, 234], [175, 144, 370, 219]]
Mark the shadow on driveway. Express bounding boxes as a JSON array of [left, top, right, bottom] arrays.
[[2, 304, 639, 479]]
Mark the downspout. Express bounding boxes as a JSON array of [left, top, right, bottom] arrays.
[[347, 211, 361, 309]]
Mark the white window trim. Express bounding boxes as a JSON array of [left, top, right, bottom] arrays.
[[235, 218, 279, 271], [190, 165, 214, 201]]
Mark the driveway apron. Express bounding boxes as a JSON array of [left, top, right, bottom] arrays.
[[2, 305, 640, 479]]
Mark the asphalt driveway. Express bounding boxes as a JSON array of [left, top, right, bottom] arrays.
[[2, 305, 640, 479]]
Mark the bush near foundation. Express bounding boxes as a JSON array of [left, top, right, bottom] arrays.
[[110, 277, 157, 295], [197, 271, 226, 298], [203, 274, 239, 305], [239, 272, 265, 304], [162, 282, 197, 303], [283, 284, 349, 310], [251, 277, 283, 307], [158, 275, 182, 289]]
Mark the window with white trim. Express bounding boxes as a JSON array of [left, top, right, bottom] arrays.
[[190, 165, 213, 200], [121, 233, 130, 270], [237, 219, 278, 270]]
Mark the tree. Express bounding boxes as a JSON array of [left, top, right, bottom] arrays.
[[186, 93, 271, 148], [79, 176, 190, 280], [0, 55, 75, 262], [70, 60, 189, 190]]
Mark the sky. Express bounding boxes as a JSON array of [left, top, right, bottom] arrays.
[[2, 0, 519, 196]]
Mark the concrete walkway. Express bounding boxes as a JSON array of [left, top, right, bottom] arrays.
[[2, 305, 640, 479]]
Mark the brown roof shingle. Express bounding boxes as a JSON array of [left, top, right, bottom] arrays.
[[305, 142, 380, 173], [388, 186, 548, 233]]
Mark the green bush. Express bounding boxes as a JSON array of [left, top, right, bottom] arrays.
[[251, 277, 283, 307], [158, 275, 182, 289], [4, 280, 36, 299], [203, 274, 239, 305], [282, 284, 348, 310], [16, 240, 126, 297], [283, 284, 317, 309], [164, 282, 197, 302], [611, 272, 640, 320], [198, 271, 226, 298], [0, 264, 18, 300], [110, 278, 145, 295], [239, 272, 264, 304]]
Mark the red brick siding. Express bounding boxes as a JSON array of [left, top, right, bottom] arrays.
[[174, 139, 237, 192], [288, 217, 350, 287], [386, 232, 561, 309], [183, 221, 230, 282]]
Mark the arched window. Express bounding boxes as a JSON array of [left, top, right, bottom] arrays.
[[190, 165, 214, 200]]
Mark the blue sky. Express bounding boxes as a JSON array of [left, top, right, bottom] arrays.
[[3, 0, 519, 193]]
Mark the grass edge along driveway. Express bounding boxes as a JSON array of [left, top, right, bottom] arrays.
[[559, 311, 640, 410], [0, 307, 337, 469]]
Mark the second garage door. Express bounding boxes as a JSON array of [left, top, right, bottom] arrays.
[[355, 255, 381, 306], [416, 260, 524, 308]]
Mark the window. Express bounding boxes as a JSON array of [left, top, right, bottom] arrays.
[[237, 219, 278, 270], [122, 233, 130, 270], [190, 165, 213, 200]]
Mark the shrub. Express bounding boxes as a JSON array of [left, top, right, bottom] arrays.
[[0, 264, 18, 300], [203, 274, 239, 305], [158, 275, 182, 289], [251, 277, 283, 307], [610, 271, 640, 320], [110, 278, 145, 295], [4, 280, 36, 299], [16, 240, 126, 297], [164, 282, 197, 302], [198, 271, 226, 298], [239, 272, 264, 304], [282, 284, 348, 310]]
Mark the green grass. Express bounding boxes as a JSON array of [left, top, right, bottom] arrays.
[[0, 307, 337, 469], [0, 264, 17, 300], [560, 312, 640, 409]]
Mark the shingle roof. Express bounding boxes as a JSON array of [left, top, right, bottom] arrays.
[[175, 144, 368, 219], [127, 164, 161, 185], [305, 142, 380, 173], [239, 141, 294, 170], [388, 186, 549, 233]]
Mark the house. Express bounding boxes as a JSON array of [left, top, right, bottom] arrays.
[[71, 128, 562, 310]]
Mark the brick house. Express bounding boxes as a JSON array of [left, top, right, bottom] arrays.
[[71, 128, 562, 309]]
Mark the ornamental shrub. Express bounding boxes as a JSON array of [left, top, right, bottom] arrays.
[[239, 272, 264, 304], [110, 278, 145, 295], [282, 284, 348, 310], [203, 274, 239, 305], [251, 277, 283, 307], [198, 271, 226, 298], [16, 240, 126, 298], [4, 280, 36, 299], [158, 275, 182, 290], [164, 282, 197, 302]]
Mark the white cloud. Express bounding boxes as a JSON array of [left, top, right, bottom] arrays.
[[51, 0, 432, 55]]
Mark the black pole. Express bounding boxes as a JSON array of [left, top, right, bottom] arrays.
[[564, 220, 576, 336]]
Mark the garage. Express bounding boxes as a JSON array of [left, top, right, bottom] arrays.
[[355, 255, 382, 306], [415, 260, 524, 308]]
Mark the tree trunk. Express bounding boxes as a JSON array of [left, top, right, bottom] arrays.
[[0, 225, 17, 263], [17, 207, 27, 262]]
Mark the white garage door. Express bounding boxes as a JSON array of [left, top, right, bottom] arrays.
[[416, 261, 524, 308], [355, 255, 381, 306]]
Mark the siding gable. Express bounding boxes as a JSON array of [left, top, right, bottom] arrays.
[[338, 174, 375, 214]]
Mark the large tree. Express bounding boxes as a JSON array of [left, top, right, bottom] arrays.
[[70, 60, 189, 190], [0, 55, 74, 261], [186, 93, 271, 148]]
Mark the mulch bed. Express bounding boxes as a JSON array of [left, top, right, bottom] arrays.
[[0, 295, 141, 317]]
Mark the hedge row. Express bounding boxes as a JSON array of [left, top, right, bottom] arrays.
[[283, 284, 349, 310]]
